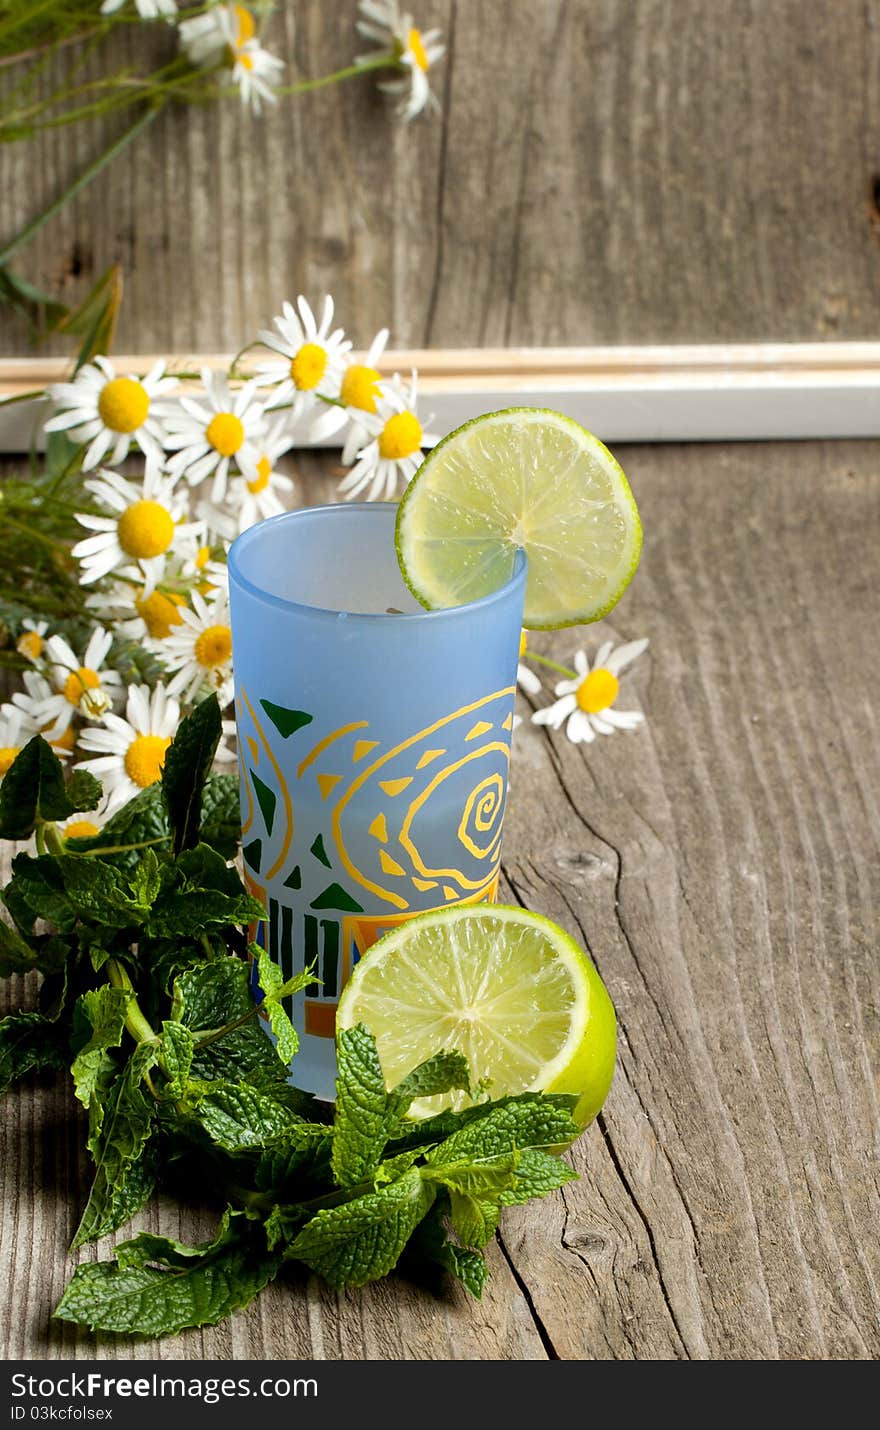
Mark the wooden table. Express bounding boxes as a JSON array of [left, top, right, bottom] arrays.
[[1, 444, 878, 1361]]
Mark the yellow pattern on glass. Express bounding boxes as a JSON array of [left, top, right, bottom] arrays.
[[317, 773, 342, 801], [331, 688, 515, 911], [412, 877, 438, 892], [416, 748, 446, 769], [457, 774, 505, 859], [399, 743, 509, 890], [240, 686, 293, 881], [501, 712, 514, 732], [368, 812, 388, 843], [352, 739, 379, 764], [379, 777, 413, 797], [238, 700, 255, 836], [465, 720, 493, 742], [246, 735, 259, 765], [297, 721, 368, 779], [379, 850, 406, 878], [443, 885, 459, 900]]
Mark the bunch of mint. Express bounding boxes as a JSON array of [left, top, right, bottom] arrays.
[[0, 696, 580, 1338]]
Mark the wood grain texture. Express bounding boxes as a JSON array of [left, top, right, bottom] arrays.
[[1, 441, 878, 1361], [3, 1, 880, 355]]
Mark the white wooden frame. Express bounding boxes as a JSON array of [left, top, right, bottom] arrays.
[[2, 343, 880, 451]]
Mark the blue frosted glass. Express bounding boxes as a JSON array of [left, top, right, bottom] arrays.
[[228, 502, 527, 1099]]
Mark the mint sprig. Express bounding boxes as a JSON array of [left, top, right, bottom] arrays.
[[0, 696, 583, 1336]]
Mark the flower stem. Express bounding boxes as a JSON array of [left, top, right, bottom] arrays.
[[272, 55, 400, 99], [106, 958, 158, 1045], [526, 652, 577, 679], [80, 835, 170, 857], [0, 103, 163, 268]]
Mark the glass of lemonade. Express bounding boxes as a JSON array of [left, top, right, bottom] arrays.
[[228, 502, 526, 1098]]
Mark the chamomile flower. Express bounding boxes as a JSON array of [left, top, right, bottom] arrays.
[[58, 809, 108, 843], [230, 39, 284, 113], [308, 327, 390, 452], [8, 671, 74, 757], [164, 370, 266, 503], [337, 372, 438, 501], [72, 463, 199, 598], [356, 1, 445, 121], [532, 640, 649, 744], [0, 704, 32, 780], [516, 631, 541, 696], [161, 590, 234, 706], [204, 415, 294, 535], [43, 357, 175, 471], [16, 619, 49, 665], [76, 684, 180, 815], [255, 296, 351, 422], [37, 628, 123, 740], [100, 0, 177, 17], [179, 2, 258, 67]]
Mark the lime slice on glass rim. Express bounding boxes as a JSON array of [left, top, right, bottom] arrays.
[[336, 904, 616, 1125], [395, 407, 642, 628]]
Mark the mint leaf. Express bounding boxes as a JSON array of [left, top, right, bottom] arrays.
[[425, 1097, 580, 1166], [199, 774, 241, 860], [497, 1147, 578, 1205], [159, 1020, 193, 1098], [55, 855, 154, 929], [65, 784, 169, 872], [192, 1082, 301, 1152], [373, 1147, 426, 1185], [5, 854, 76, 933], [55, 1212, 279, 1336], [391, 1049, 471, 1109], [0, 919, 39, 977], [447, 1191, 500, 1248], [331, 1024, 392, 1188], [162, 694, 221, 854], [254, 945, 307, 1066], [148, 845, 263, 936], [411, 1208, 489, 1300], [175, 957, 253, 1031], [288, 1167, 436, 1288], [70, 986, 130, 1112], [255, 1126, 334, 1195], [0, 1011, 68, 1093], [0, 736, 101, 840], [72, 1042, 159, 1248], [423, 1153, 519, 1198]]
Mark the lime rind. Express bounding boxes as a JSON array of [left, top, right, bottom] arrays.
[[395, 407, 642, 630]]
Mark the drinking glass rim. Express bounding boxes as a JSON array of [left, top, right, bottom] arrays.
[[228, 502, 527, 623]]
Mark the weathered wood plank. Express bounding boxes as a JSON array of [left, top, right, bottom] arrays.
[[3, 1, 880, 354], [1, 441, 879, 1359]]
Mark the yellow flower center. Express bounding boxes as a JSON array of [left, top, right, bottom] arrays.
[[63, 666, 100, 706], [124, 733, 171, 789], [247, 456, 272, 494], [0, 747, 20, 778], [408, 27, 430, 71], [97, 378, 150, 435], [17, 630, 43, 661], [194, 624, 233, 669], [50, 726, 76, 752], [378, 411, 422, 461], [519, 630, 528, 659], [118, 500, 175, 560], [136, 589, 185, 640], [236, 49, 254, 70], [340, 364, 381, 414], [206, 412, 245, 457], [235, 4, 255, 43], [63, 819, 100, 841], [289, 343, 328, 391], [576, 668, 619, 714]]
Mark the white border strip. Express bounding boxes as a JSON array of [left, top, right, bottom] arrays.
[[3, 343, 880, 450]]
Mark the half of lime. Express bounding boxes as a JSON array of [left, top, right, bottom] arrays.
[[396, 407, 642, 629], [336, 903, 616, 1125]]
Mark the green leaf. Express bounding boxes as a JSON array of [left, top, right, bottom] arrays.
[[64, 784, 170, 872], [6, 854, 76, 933], [161, 695, 221, 855], [391, 1049, 471, 1110], [0, 1010, 67, 1093], [54, 1212, 279, 1337], [331, 1024, 394, 1188], [447, 1191, 501, 1249], [254, 945, 299, 1066], [192, 1082, 301, 1152], [411, 1208, 488, 1300], [0, 918, 41, 977], [72, 1042, 159, 1248], [373, 1147, 426, 1186], [159, 1020, 193, 1099], [423, 1096, 581, 1165], [0, 266, 67, 337], [199, 774, 241, 860], [70, 986, 130, 1112], [55, 854, 154, 929], [254, 1125, 334, 1196], [423, 1153, 519, 1199], [497, 1148, 578, 1206], [148, 845, 264, 937], [175, 957, 253, 1031], [288, 1167, 436, 1289], [0, 736, 101, 840]]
